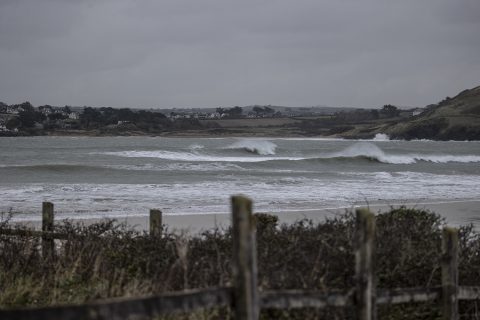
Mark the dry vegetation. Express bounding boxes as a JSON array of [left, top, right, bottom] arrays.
[[1, 208, 480, 319]]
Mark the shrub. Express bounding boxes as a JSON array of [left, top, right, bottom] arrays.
[[0, 208, 479, 319]]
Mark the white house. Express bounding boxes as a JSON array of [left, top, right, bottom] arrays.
[[69, 112, 80, 120]]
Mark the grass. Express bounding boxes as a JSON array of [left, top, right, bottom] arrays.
[[0, 207, 480, 319]]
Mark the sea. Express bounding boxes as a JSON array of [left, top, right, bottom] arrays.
[[1, 135, 479, 225]]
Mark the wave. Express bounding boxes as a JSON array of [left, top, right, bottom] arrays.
[[101, 150, 301, 162], [98, 142, 480, 165], [329, 142, 480, 164], [225, 139, 277, 155], [330, 143, 412, 164]]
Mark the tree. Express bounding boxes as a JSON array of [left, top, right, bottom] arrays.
[[80, 107, 102, 127], [228, 106, 243, 116], [62, 105, 71, 114], [263, 106, 275, 114], [381, 104, 400, 118], [49, 112, 67, 121], [5, 117, 20, 130], [117, 108, 137, 122], [253, 106, 264, 116], [17, 103, 38, 127], [17, 101, 34, 113]]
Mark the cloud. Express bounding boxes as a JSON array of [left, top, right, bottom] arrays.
[[0, 0, 479, 108]]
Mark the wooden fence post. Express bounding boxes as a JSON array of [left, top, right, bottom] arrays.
[[231, 195, 259, 320], [441, 227, 459, 320], [42, 202, 54, 260], [149, 209, 162, 237], [355, 208, 376, 320]]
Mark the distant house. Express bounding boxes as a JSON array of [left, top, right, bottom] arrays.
[[6, 106, 20, 114], [59, 110, 70, 117], [39, 105, 54, 115], [68, 112, 79, 120]]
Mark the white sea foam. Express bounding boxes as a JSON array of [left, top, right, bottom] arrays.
[[332, 143, 415, 164], [189, 144, 204, 150], [2, 137, 480, 225], [226, 139, 277, 155], [100, 150, 301, 162], [373, 133, 390, 141], [3, 170, 480, 221], [332, 142, 480, 164], [99, 144, 480, 165]]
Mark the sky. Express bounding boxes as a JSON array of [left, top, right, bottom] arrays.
[[0, 0, 479, 109]]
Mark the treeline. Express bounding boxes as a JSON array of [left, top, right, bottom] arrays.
[[1, 102, 50, 131], [80, 107, 168, 130], [0, 102, 211, 134], [80, 107, 207, 133], [81, 107, 166, 126]]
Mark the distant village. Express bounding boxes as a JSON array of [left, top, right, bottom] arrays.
[[0, 102, 81, 133], [0, 101, 425, 136]]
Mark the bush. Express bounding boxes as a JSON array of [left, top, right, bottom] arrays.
[[0, 208, 479, 319]]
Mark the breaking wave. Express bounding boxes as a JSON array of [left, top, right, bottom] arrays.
[[329, 142, 480, 164], [98, 143, 480, 165], [100, 150, 300, 162], [225, 139, 277, 155]]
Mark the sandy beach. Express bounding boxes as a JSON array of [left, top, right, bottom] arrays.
[[18, 199, 480, 234], [152, 200, 480, 232]]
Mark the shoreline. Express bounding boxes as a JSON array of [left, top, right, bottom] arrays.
[[3, 131, 480, 141], [16, 199, 480, 234]]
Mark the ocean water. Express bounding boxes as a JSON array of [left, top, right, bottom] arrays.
[[0, 136, 479, 223]]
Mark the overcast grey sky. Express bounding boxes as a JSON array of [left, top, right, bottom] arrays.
[[0, 0, 479, 109]]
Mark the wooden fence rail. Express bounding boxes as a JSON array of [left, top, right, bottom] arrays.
[[0, 198, 479, 320], [0, 287, 233, 320]]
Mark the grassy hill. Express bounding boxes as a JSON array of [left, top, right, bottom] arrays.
[[383, 85, 480, 140]]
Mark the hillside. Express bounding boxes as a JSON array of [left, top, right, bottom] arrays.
[[2, 86, 479, 140], [382, 85, 480, 140]]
